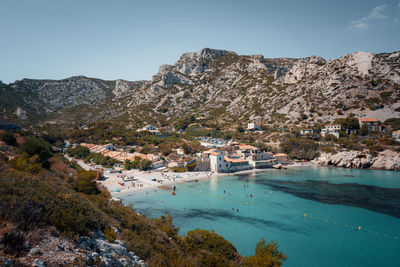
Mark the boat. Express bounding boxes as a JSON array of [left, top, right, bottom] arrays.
[[118, 181, 125, 186], [273, 164, 286, 169]]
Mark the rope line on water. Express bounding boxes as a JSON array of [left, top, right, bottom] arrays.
[[154, 185, 400, 241]]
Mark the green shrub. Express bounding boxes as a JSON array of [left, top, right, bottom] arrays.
[[280, 138, 319, 160], [0, 132, 17, 146], [384, 118, 400, 130], [172, 167, 185, 172], [104, 227, 118, 242], [185, 229, 237, 260], [10, 152, 42, 174], [66, 145, 90, 159], [243, 238, 287, 267], [0, 171, 106, 239], [125, 157, 152, 171], [186, 160, 197, 171], [334, 116, 360, 130], [72, 170, 100, 195], [20, 136, 53, 167]]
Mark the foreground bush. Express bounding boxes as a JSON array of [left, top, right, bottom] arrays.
[[20, 136, 53, 168], [0, 146, 287, 266], [244, 238, 287, 267]]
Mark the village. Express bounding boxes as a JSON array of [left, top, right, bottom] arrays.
[[60, 118, 400, 181]]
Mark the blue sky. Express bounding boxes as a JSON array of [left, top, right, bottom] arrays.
[[0, 0, 399, 83]]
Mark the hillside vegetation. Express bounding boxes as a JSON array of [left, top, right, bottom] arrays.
[[0, 132, 286, 266], [1, 48, 399, 131]]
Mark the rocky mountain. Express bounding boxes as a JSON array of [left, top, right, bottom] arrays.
[[1, 48, 399, 129]]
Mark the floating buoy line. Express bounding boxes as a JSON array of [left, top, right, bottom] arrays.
[[153, 185, 400, 241]]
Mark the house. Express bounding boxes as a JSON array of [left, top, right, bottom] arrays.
[[359, 118, 381, 132], [300, 129, 314, 135], [103, 144, 115, 151], [0, 118, 22, 131], [274, 153, 290, 164], [392, 130, 400, 141], [235, 144, 275, 168], [209, 152, 227, 172], [80, 143, 115, 153], [223, 156, 251, 172], [137, 125, 161, 135], [176, 148, 186, 157], [247, 123, 260, 131], [209, 152, 250, 172], [321, 124, 341, 138]]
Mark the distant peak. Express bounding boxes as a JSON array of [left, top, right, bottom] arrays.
[[180, 48, 236, 61], [65, 75, 89, 80]]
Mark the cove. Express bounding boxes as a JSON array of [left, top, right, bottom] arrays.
[[120, 167, 400, 267]]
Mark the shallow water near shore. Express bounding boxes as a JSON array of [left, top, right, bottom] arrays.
[[120, 167, 400, 267]]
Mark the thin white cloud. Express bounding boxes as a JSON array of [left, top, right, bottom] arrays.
[[394, 18, 399, 23], [398, 2, 400, 8], [348, 4, 387, 31]]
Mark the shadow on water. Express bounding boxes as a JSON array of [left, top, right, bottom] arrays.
[[142, 206, 306, 234], [246, 178, 400, 218]]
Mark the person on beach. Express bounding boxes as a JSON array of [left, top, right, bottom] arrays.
[[173, 185, 176, 191]]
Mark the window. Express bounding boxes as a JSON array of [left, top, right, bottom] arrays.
[[219, 164, 222, 168]]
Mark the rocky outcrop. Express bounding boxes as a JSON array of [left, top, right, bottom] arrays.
[[313, 150, 400, 171], [16, 229, 145, 267], [76, 230, 146, 267]]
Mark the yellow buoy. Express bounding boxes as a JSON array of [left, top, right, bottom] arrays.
[[246, 202, 249, 206], [358, 226, 362, 230], [220, 196, 224, 199], [304, 214, 307, 217]]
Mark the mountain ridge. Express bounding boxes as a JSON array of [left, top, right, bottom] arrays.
[[1, 48, 399, 129]]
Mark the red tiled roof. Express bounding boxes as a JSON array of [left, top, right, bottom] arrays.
[[360, 118, 378, 122], [224, 156, 248, 163], [238, 144, 258, 150]]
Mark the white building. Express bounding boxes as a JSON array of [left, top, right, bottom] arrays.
[[137, 125, 161, 135], [392, 130, 400, 141], [247, 123, 260, 131], [321, 124, 341, 138], [300, 129, 314, 135], [236, 144, 275, 168], [209, 152, 250, 173]]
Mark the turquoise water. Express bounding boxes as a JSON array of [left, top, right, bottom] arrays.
[[120, 167, 400, 267]]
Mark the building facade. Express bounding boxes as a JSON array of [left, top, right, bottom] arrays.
[[321, 124, 341, 138], [359, 118, 381, 132]]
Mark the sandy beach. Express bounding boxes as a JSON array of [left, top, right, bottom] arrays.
[[99, 169, 223, 196], [68, 156, 313, 198], [99, 163, 313, 198]]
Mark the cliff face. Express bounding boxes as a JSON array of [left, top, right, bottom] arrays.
[[1, 48, 399, 128], [313, 150, 400, 171]]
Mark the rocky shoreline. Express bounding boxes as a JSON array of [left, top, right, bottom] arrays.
[[1, 228, 145, 267], [312, 150, 400, 171]]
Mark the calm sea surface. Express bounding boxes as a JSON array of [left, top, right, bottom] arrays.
[[120, 167, 400, 267]]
